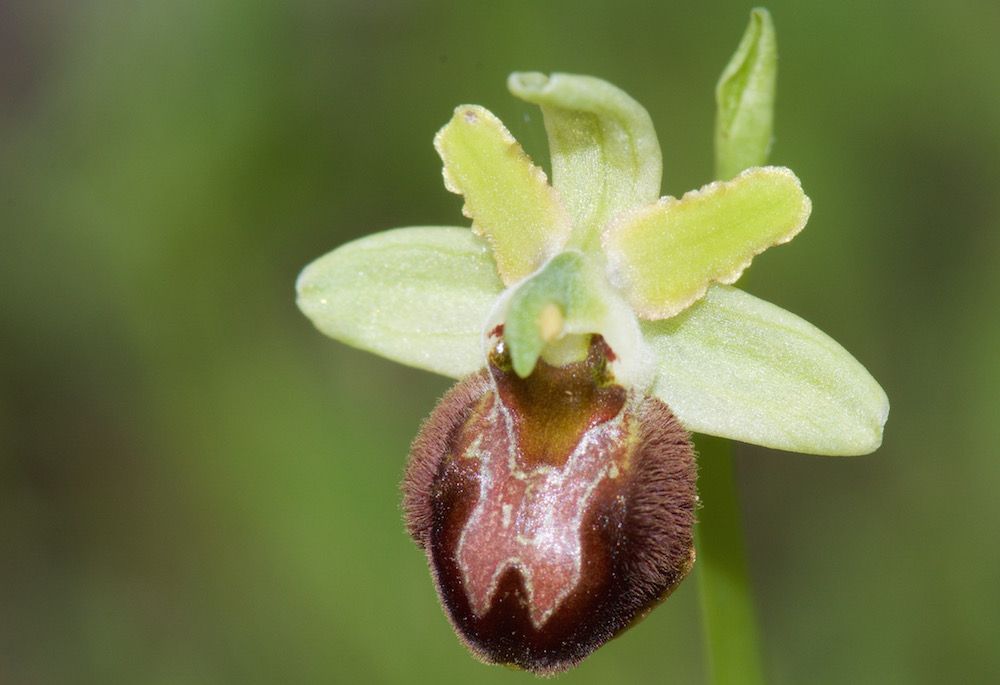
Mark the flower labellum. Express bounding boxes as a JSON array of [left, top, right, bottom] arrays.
[[403, 333, 696, 674]]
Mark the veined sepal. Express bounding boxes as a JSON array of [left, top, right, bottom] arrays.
[[295, 226, 502, 379], [508, 71, 662, 252], [642, 284, 888, 455]]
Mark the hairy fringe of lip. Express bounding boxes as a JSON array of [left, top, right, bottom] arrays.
[[402, 336, 697, 675]]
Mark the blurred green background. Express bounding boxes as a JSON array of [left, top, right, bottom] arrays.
[[2, 1, 999, 683]]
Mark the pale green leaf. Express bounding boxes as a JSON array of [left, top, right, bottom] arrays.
[[715, 8, 777, 180], [643, 284, 889, 455], [508, 72, 662, 250], [296, 227, 503, 379], [605, 166, 811, 319], [434, 105, 571, 284]]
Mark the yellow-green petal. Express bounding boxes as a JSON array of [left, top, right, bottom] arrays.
[[434, 105, 571, 284], [643, 284, 889, 456], [605, 166, 811, 319], [508, 72, 661, 250], [296, 227, 503, 379]]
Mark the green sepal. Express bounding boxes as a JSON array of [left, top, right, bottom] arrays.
[[642, 284, 888, 455], [296, 227, 503, 379], [715, 8, 777, 180], [508, 72, 662, 251]]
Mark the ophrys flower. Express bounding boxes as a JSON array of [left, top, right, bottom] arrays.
[[296, 27, 887, 676]]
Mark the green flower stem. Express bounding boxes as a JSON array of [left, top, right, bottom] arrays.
[[694, 11, 777, 683], [695, 435, 764, 685]]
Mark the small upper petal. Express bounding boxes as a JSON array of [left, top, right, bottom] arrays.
[[434, 105, 571, 284]]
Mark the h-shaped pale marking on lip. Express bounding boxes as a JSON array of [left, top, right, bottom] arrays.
[[456, 395, 628, 628]]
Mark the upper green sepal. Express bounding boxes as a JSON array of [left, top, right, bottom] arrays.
[[296, 227, 503, 379], [508, 72, 662, 250], [642, 284, 888, 455]]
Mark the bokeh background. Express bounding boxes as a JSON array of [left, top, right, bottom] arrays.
[[3, 1, 999, 683]]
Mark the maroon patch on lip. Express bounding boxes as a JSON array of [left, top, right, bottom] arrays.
[[403, 339, 697, 674], [489, 336, 626, 470]]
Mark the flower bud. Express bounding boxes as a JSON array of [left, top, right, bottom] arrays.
[[403, 337, 697, 674]]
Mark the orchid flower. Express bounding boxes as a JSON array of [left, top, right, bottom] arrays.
[[296, 10, 887, 676]]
